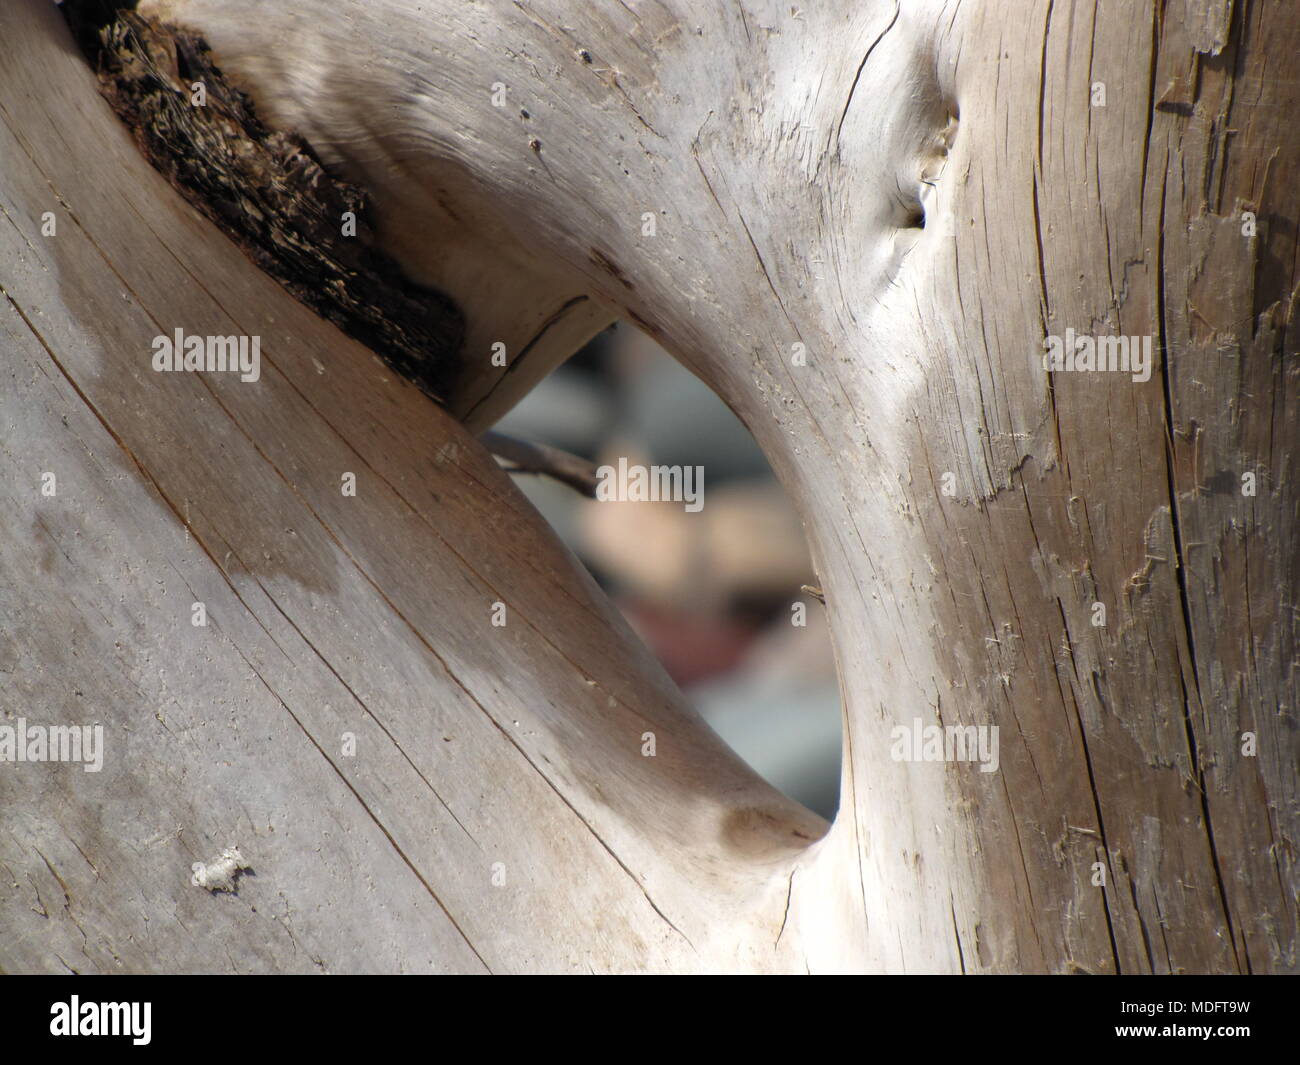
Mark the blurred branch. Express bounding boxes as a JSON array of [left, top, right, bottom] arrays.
[[481, 430, 599, 498]]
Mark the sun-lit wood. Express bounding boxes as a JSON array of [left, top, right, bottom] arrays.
[[2, 0, 1295, 972]]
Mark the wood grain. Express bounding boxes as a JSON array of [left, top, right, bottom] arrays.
[[2, 0, 1296, 972]]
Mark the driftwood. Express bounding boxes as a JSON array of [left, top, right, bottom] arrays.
[[1, 0, 1297, 973]]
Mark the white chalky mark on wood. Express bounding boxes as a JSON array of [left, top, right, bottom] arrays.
[[190, 846, 250, 893]]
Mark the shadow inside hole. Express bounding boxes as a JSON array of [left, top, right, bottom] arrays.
[[492, 322, 842, 820]]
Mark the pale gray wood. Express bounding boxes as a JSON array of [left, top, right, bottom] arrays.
[[1, 0, 822, 975], [3, 0, 1296, 972]]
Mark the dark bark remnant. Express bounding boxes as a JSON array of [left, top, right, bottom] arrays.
[[65, 7, 464, 402]]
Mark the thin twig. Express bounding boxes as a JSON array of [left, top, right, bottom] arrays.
[[481, 430, 600, 498]]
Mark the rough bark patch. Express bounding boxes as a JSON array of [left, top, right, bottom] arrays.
[[65, 5, 465, 402]]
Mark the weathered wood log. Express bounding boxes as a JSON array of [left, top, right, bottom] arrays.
[[1, 0, 823, 974], [2, 0, 1297, 973]]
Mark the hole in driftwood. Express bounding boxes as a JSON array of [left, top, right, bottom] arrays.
[[494, 323, 843, 820]]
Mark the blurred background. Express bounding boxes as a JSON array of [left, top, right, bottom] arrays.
[[492, 323, 841, 820]]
